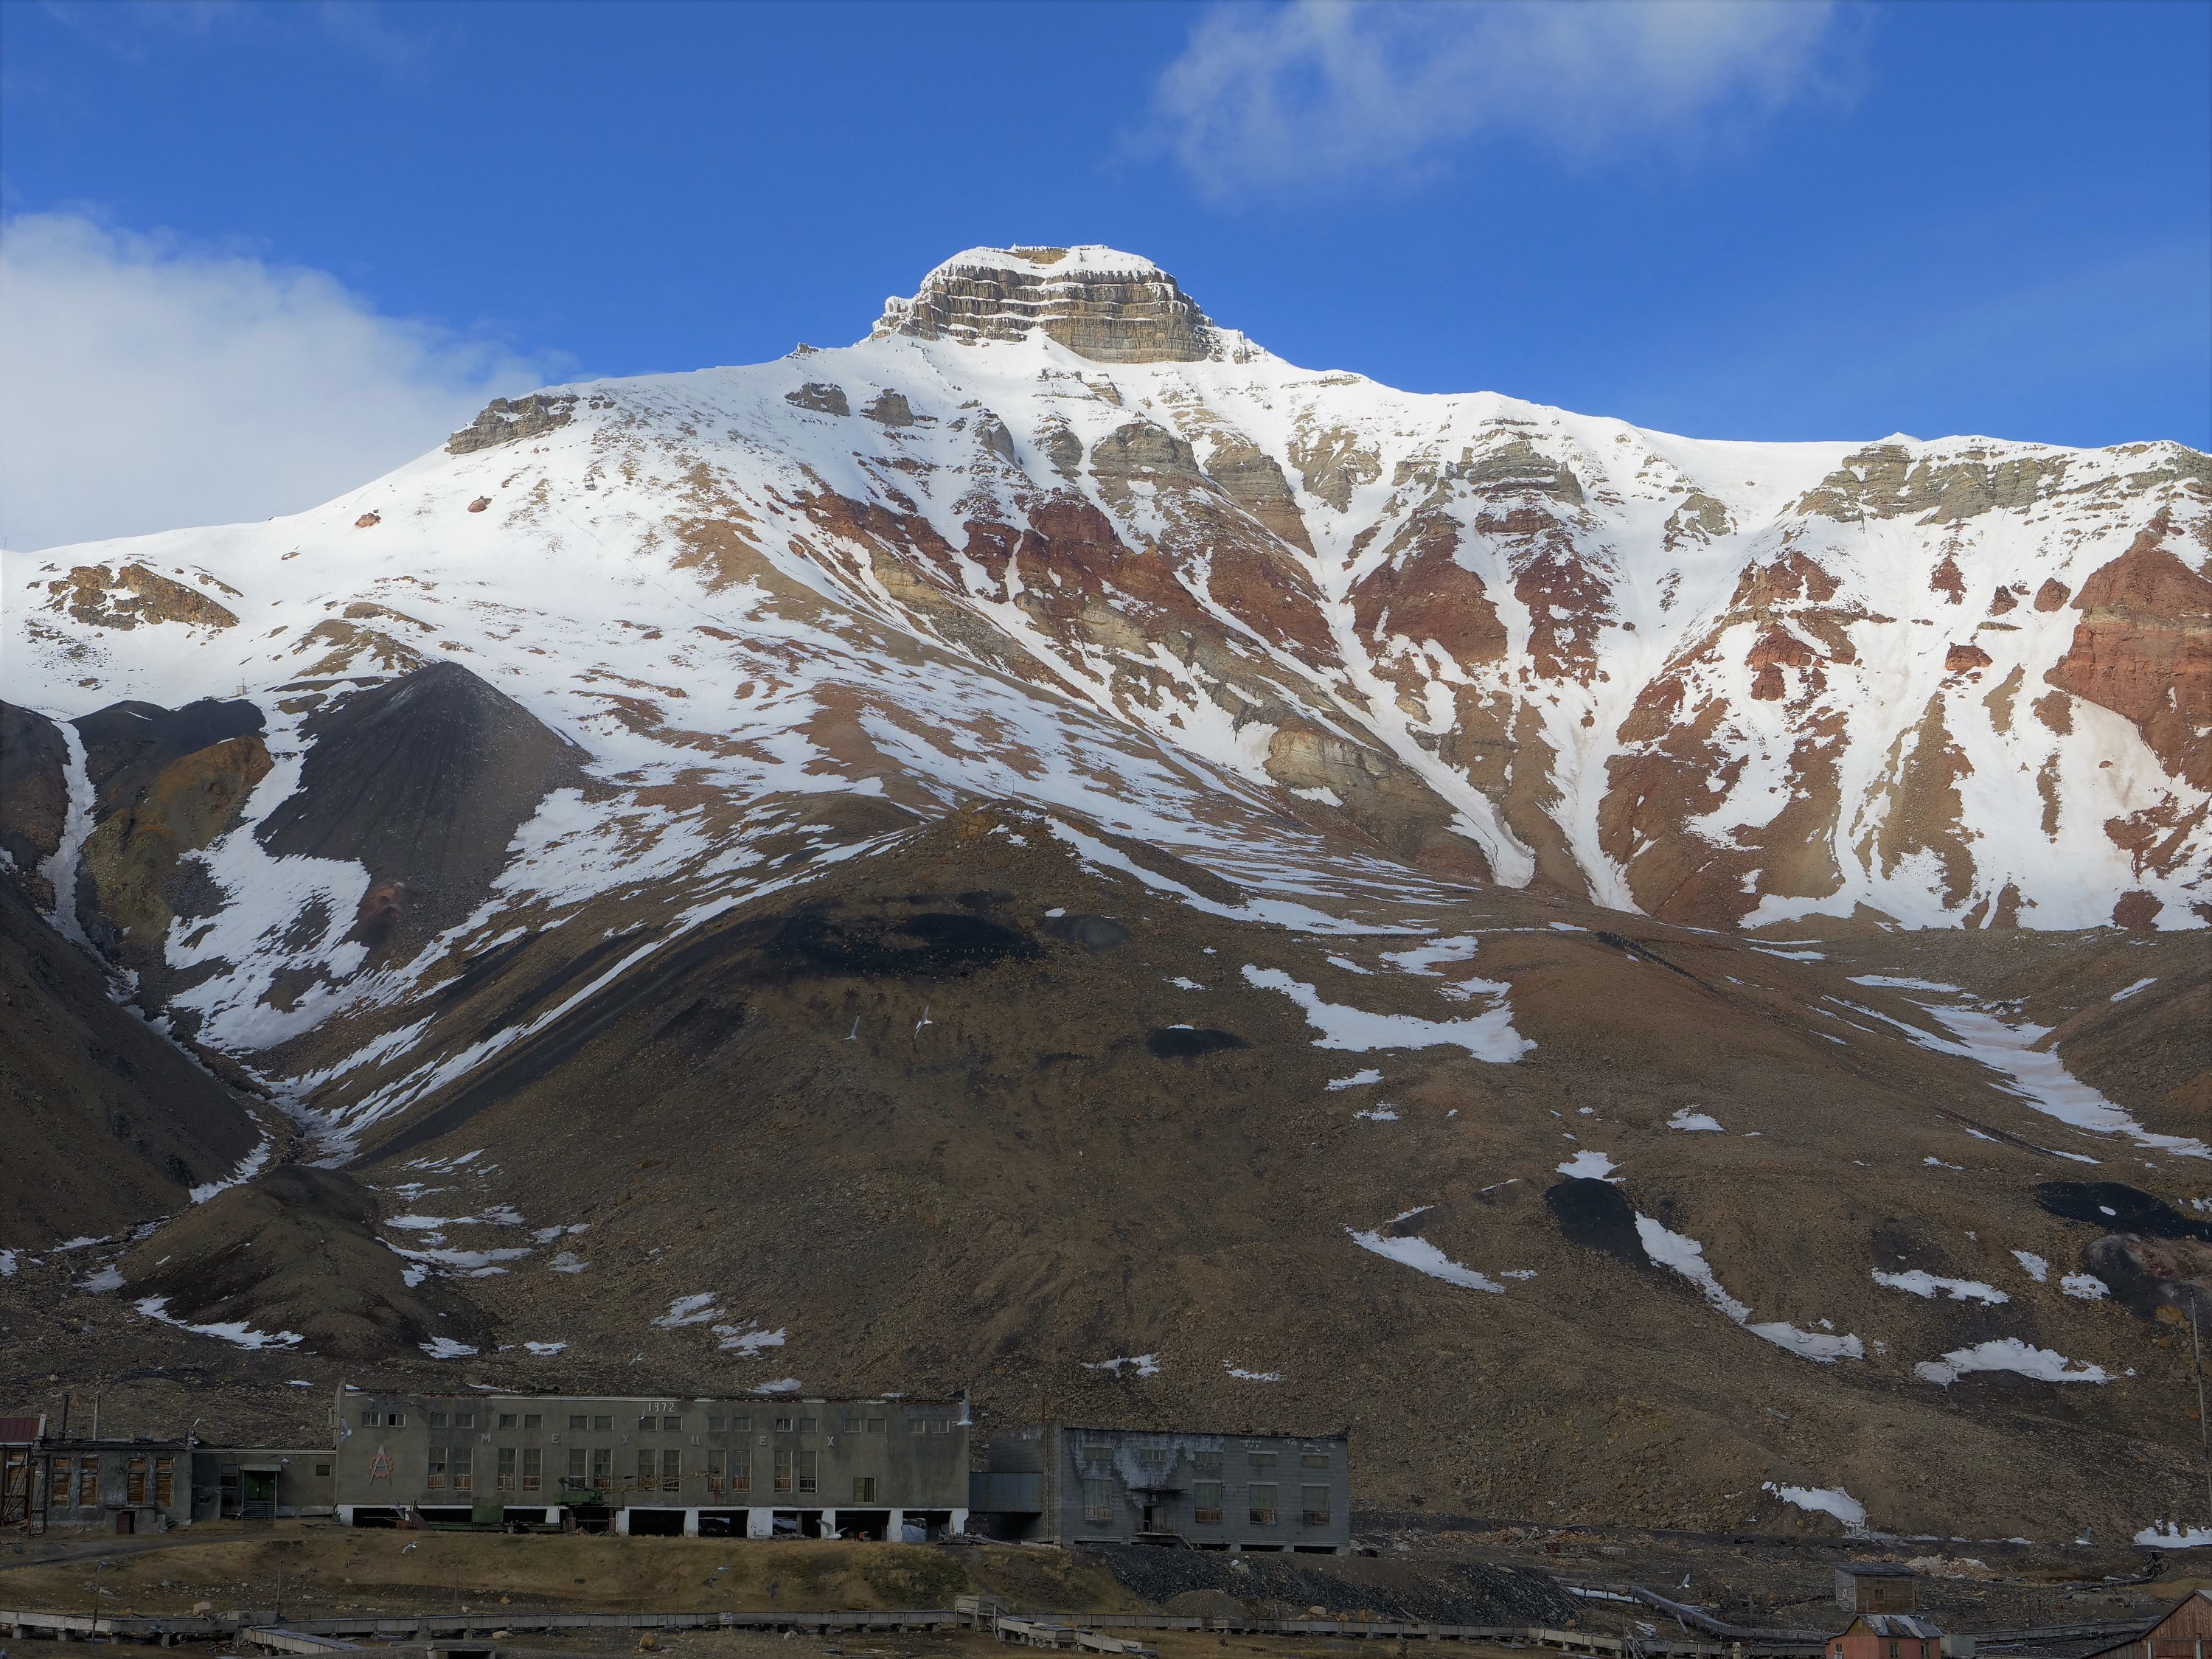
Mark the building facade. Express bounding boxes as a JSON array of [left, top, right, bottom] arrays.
[[972, 1424, 1350, 1553], [189, 1447, 336, 1520], [1829, 1615, 1946, 1659], [0, 1418, 191, 1534], [1837, 1567, 1919, 1613], [335, 1390, 969, 1538], [2083, 1589, 2211, 1659]]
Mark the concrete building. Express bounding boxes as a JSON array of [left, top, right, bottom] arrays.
[[189, 1446, 336, 1520], [1837, 1566, 1919, 1614], [0, 1416, 190, 1534], [970, 1423, 1350, 1552], [335, 1389, 969, 1538]]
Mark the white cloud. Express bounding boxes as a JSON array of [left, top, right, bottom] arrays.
[[0, 212, 567, 552], [1141, 0, 1843, 200]]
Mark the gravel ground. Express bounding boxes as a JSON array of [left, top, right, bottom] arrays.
[[1075, 1545, 1574, 1626]]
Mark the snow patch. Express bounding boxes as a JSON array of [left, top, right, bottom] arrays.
[[1667, 1107, 1725, 1132], [1913, 1338, 2110, 1385], [136, 1295, 301, 1349], [1242, 965, 1531, 1060], [1762, 1481, 1868, 1531], [1636, 1215, 1863, 1363], [1348, 1228, 1506, 1293], [1872, 1270, 2008, 1304]]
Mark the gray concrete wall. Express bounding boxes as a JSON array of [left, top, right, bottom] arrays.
[[983, 1424, 1349, 1553], [335, 1391, 968, 1529]]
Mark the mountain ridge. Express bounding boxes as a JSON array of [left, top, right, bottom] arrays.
[[2, 247, 2208, 1539]]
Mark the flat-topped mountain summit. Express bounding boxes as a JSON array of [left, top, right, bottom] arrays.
[[870, 243, 1260, 363]]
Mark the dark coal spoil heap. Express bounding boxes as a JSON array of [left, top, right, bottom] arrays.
[[118, 1164, 490, 1359], [257, 661, 587, 937], [74, 696, 265, 820]]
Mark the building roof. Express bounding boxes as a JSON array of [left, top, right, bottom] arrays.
[[1847, 1615, 1944, 1640], [1839, 1564, 1919, 1577], [2081, 1589, 2212, 1659]]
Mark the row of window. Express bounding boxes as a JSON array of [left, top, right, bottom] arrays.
[[1081, 1479, 1331, 1527], [358, 1409, 954, 1435], [419, 1446, 891, 1499], [38, 1455, 176, 1509], [1082, 1447, 1329, 1471]]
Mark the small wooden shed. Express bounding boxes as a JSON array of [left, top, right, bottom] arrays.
[[1837, 1565, 1920, 1613], [2083, 1588, 2212, 1659]]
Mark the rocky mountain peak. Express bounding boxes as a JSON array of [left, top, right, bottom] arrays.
[[867, 243, 1262, 364]]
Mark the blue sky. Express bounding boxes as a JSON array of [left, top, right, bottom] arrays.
[[1, 0, 2207, 549]]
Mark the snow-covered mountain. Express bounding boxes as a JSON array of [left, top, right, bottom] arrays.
[[5, 248, 2210, 1538], [16, 245, 2205, 962]]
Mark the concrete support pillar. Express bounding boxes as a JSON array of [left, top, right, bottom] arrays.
[[747, 1508, 773, 1539], [950, 1507, 969, 1537], [682, 1509, 700, 1537], [613, 1509, 631, 1536], [818, 1507, 837, 1539], [544, 1507, 560, 1524], [336, 1506, 355, 1527], [888, 1507, 907, 1542]]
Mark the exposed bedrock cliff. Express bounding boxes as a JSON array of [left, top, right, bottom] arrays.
[[2045, 509, 2212, 788]]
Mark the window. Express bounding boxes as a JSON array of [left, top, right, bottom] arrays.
[[524, 1414, 543, 1430], [1301, 1486, 1331, 1526], [451, 1449, 473, 1493], [866, 1418, 883, 1433], [313, 1463, 330, 1479], [498, 1448, 518, 1490], [360, 1410, 378, 1427], [663, 1416, 682, 1433], [1247, 1451, 1276, 1470], [50, 1459, 71, 1506], [429, 1412, 448, 1429], [427, 1448, 448, 1490], [637, 1451, 656, 1487], [799, 1416, 818, 1433], [707, 1449, 726, 1492], [853, 1477, 875, 1503], [452, 1412, 474, 1430], [128, 1459, 147, 1505], [731, 1416, 751, 1433], [1082, 1478, 1113, 1523], [774, 1450, 794, 1493], [498, 1414, 518, 1430], [709, 1416, 727, 1431], [591, 1447, 611, 1486], [1248, 1484, 1277, 1526], [571, 1415, 589, 1431], [844, 1417, 863, 1432], [798, 1450, 818, 1494], [1194, 1482, 1224, 1524], [522, 1445, 545, 1489], [567, 1448, 588, 1486], [731, 1455, 750, 1492], [639, 1416, 656, 1433], [155, 1458, 175, 1506], [1137, 1446, 1170, 1469], [660, 1449, 681, 1492], [592, 1415, 613, 1432], [385, 1411, 406, 1427], [1082, 1444, 1111, 1469], [1193, 1450, 1221, 1474], [1301, 1453, 1329, 1468], [775, 1417, 794, 1433]]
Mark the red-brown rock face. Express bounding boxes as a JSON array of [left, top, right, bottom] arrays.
[[2045, 512, 2212, 787]]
